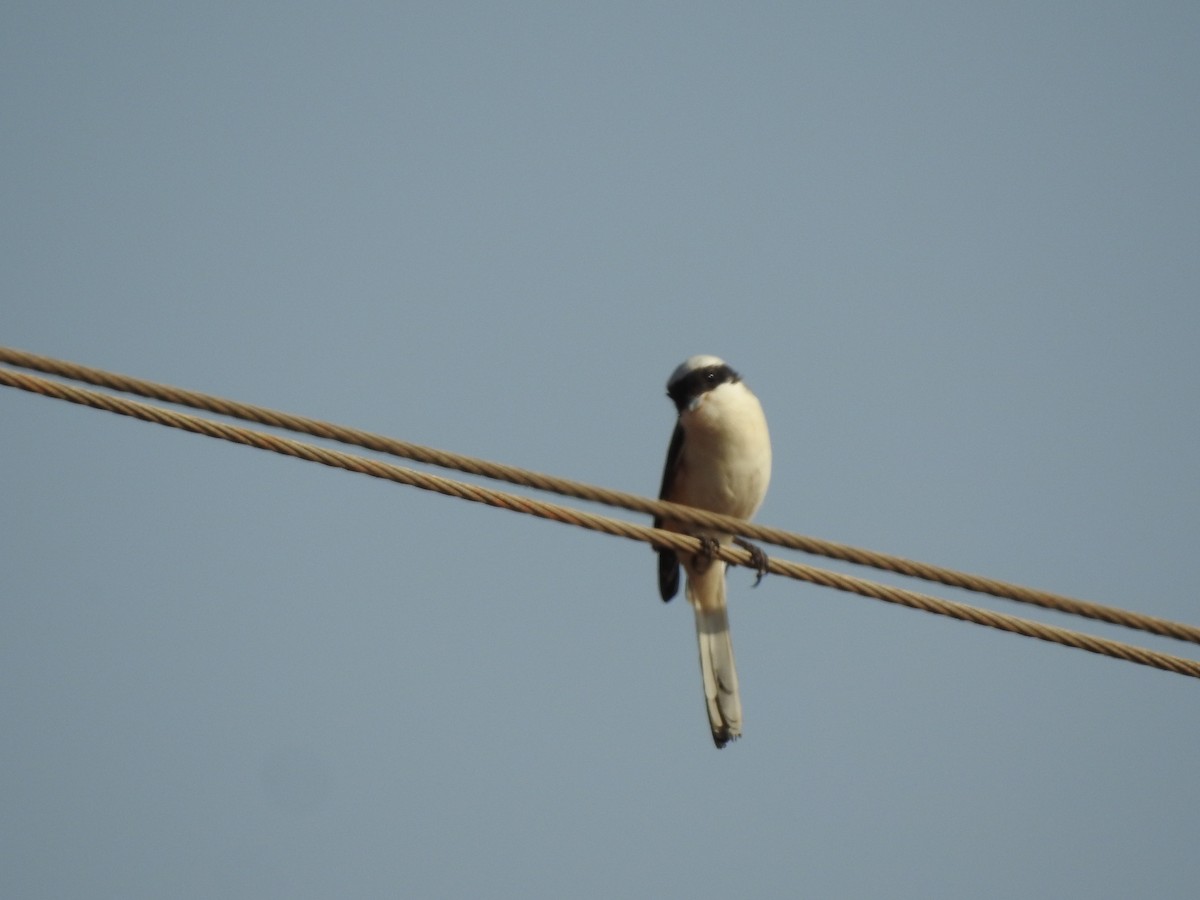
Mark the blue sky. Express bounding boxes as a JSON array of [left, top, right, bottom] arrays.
[[3, 3, 1199, 897]]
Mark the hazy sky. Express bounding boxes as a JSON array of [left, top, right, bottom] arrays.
[[3, 3, 1199, 898]]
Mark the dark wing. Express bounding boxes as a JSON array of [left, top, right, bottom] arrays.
[[655, 422, 684, 602]]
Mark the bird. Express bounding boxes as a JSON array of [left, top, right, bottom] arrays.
[[655, 355, 772, 748]]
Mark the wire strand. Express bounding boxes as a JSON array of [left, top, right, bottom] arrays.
[[2, 345, 1198, 646], [4, 364, 1200, 681]]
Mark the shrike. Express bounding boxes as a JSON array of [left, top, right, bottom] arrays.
[[655, 355, 772, 748]]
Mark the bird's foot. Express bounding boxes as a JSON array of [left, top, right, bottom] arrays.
[[733, 537, 769, 587], [688, 535, 721, 574]]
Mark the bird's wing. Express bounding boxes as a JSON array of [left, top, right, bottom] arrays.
[[655, 421, 684, 601]]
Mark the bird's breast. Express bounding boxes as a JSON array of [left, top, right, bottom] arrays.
[[675, 385, 771, 521]]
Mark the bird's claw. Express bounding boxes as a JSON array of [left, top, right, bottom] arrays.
[[733, 537, 769, 586]]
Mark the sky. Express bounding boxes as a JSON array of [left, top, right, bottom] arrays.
[[3, 2, 1199, 897]]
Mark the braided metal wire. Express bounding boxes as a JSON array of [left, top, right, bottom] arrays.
[[3, 345, 1197, 645], [3, 364, 1199, 681]]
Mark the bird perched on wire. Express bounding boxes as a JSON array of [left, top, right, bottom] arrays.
[[655, 355, 772, 748]]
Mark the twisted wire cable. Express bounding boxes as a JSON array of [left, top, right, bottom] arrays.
[[3, 345, 1197, 645], [3, 364, 1199, 681]]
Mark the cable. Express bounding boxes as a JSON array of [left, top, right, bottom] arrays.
[[2, 345, 1197, 645], [3, 364, 1199, 681]]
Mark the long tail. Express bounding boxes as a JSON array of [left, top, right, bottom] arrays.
[[693, 605, 742, 748]]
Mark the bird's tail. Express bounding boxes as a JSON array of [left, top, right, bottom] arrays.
[[693, 604, 742, 748]]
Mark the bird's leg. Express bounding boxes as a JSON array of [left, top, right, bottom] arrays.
[[689, 534, 721, 573], [733, 537, 769, 587]]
